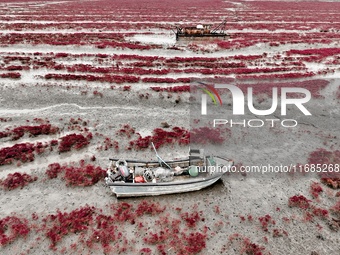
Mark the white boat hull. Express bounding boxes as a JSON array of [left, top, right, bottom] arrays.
[[108, 174, 223, 197]]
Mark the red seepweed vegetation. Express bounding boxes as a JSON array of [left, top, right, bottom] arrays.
[[286, 48, 340, 58], [64, 164, 106, 187], [190, 126, 230, 145], [288, 195, 311, 210], [311, 207, 329, 219], [0, 124, 59, 140], [122, 85, 131, 91], [0, 139, 59, 166], [288, 194, 330, 222], [45, 163, 62, 179], [181, 211, 202, 228], [150, 85, 190, 93], [182, 232, 206, 254], [45, 73, 140, 84], [139, 247, 152, 255], [43, 206, 96, 248], [2, 0, 340, 253], [0, 172, 37, 190], [1, 0, 340, 84], [330, 200, 340, 218], [45, 161, 106, 187], [58, 133, 92, 152], [98, 136, 119, 152], [0, 72, 21, 79], [36, 200, 208, 253], [308, 148, 340, 189], [142, 77, 190, 84], [116, 124, 135, 139], [111, 202, 135, 224], [272, 228, 288, 238], [226, 233, 269, 255], [0, 216, 30, 246], [86, 214, 118, 252], [310, 182, 323, 199], [258, 214, 276, 232], [135, 200, 166, 216], [0, 143, 35, 166], [143, 217, 207, 254], [128, 126, 189, 150]]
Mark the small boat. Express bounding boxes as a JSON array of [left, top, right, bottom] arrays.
[[174, 20, 229, 40], [105, 144, 233, 198]]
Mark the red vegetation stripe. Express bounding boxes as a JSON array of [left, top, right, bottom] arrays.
[[0, 72, 21, 79], [150, 85, 190, 93], [142, 77, 190, 83], [0, 139, 59, 166], [0, 143, 35, 166], [287, 48, 340, 57], [0, 124, 59, 140], [0, 172, 37, 190], [45, 73, 139, 83]]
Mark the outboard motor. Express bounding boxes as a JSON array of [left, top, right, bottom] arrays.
[[115, 159, 129, 178]]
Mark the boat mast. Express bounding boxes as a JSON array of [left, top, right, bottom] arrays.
[[210, 19, 227, 34], [151, 142, 171, 169]]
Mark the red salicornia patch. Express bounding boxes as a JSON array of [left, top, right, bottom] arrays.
[[43, 206, 96, 248], [58, 133, 92, 152], [308, 148, 340, 189], [129, 127, 189, 150], [190, 127, 230, 145], [0, 143, 35, 166], [288, 195, 311, 210], [310, 182, 323, 199], [45, 161, 106, 186], [150, 85, 190, 93], [0, 124, 59, 140], [0, 216, 30, 246], [0, 172, 37, 190]]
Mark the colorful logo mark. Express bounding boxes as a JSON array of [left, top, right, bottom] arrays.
[[198, 82, 222, 106]]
